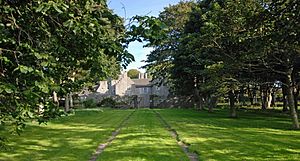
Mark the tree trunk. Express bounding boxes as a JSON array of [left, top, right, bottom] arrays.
[[239, 87, 246, 106], [282, 85, 289, 112], [248, 85, 254, 105], [64, 93, 70, 112], [261, 87, 267, 110], [286, 73, 299, 129], [69, 92, 74, 108], [271, 92, 276, 107], [293, 85, 299, 111], [267, 90, 272, 109], [208, 95, 218, 113], [229, 90, 237, 118], [253, 87, 258, 105], [294, 95, 298, 111], [199, 96, 204, 110], [194, 89, 204, 110], [53, 91, 59, 106]]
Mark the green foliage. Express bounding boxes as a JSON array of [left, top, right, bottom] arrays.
[[127, 69, 140, 79], [82, 99, 97, 109], [142, 0, 299, 126], [127, 15, 168, 47], [0, 0, 134, 140], [144, 1, 196, 87], [115, 101, 128, 107], [0, 135, 7, 151], [99, 98, 116, 108]]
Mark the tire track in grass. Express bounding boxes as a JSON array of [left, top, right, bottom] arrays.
[[89, 110, 136, 161], [153, 110, 199, 161], [97, 109, 189, 161]]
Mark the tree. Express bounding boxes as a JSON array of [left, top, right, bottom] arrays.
[[137, 0, 299, 128], [0, 0, 133, 144], [144, 1, 196, 85], [167, 0, 261, 115], [247, 0, 300, 128], [127, 69, 140, 79]]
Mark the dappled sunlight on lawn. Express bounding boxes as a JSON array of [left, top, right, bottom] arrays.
[[98, 109, 189, 161], [0, 109, 132, 161], [159, 109, 300, 161], [32, 122, 107, 132], [2, 108, 299, 161]]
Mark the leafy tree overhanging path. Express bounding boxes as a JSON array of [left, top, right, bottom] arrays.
[[90, 109, 198, 161]]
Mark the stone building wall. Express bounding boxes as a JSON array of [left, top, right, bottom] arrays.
[[115, 74, 135, 96], [81, 72, 171, 108]]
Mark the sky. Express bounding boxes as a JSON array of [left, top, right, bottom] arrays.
[[108, 0, 182, 72]]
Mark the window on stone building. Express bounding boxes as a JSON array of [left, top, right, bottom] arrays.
[[138, 87, 150, 94], [144, 88, 149, 93]]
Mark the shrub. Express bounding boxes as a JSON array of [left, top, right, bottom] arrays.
[[98, 98, 116, 108], [115, 101, 129, 109], [82, 99, 97, 108]]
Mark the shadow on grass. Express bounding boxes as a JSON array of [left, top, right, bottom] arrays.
[[98, 133, 189, 161], [158, 108, 300, 161], [98, 144, 186, 161], [0, 109, 132, 161], [97, 109, 189, 161], [159, 108, 294, 130]]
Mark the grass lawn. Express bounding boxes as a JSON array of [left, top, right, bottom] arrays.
[[157, 108, 300, 161], [1, 108, 299, 161], [0, 109, 133, 161], [98, 109, 189, 161]]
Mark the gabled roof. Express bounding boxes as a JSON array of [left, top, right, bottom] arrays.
[[132, 79, 152, 87]]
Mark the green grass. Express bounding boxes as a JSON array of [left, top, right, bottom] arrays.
[[98, 109, 189, 161], [1, 108, 299, 161], [158, 108, 300, 161], [0, 109, 132, 161]]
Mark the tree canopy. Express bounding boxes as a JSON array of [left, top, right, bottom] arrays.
[[143, 0, 300, 129], [127, 69, 140, 79], [0, 0, 134, 143]]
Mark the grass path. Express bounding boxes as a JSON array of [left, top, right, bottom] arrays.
[[153, 110, 199, 161], [97, 109, 189, 161], [0, 109, 132, 161], [158, 109, 300, 161], [2, 108, 299, 161], [89, 110, 136, 161]]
